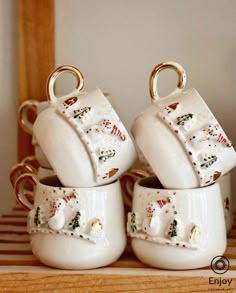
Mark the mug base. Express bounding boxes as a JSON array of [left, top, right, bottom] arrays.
[[30, 233, 126, 270], [131, 239, 227, 270]]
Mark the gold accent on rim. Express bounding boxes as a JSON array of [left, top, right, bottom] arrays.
[[149, 61, 186, 102], [46, 65, 84, 103], [18, 100, 39, 134]]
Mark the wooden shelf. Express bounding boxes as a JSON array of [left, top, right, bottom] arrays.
[[17, 0, 54, 161], [0, 205, 235, 292]]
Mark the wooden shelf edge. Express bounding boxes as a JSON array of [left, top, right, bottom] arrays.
[[1, 272, 235, 292]]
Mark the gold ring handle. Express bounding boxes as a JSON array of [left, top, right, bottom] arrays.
[[120, 169, 149, 209], [9, 163, 37, 188], [18, 100, 39, 134], [21, 155, 40, 171], [46, 65, 84, 103], [149, 61, 186, 102], [14, 173, 37, 211]]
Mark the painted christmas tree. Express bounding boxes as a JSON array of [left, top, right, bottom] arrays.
[[73, 107, 91, 119], [130, 212, 137, 233], [177, 113, 194, 126], [200, 155, 217, 168], [167, 219, 178, 238], [68, 211, 81, 230], [98, 149, 116, 162], [34, 207, 41, 227]]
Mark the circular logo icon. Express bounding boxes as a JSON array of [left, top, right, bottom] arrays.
[[211, 255, 230, 274]]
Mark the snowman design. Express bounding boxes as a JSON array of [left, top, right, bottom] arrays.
[[86, 119, 126, 142], [188, 130, 210, 149], [48, 198, 66, 231], [48, 193, 78, 231], [204, 124, 219, 138], [204, 124, 232, 147], [86, 119, 112, 142], [142, 202, 161, 236]]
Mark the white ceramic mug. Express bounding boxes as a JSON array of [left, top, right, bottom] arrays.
[[19, 100, 52, 169], [34, 65, 137, 187], [127, 176, 226, 270], [123, 168, 232, 234], [14, 173, 126, 269], [219, 172, 233, 234], [132, 61, 236, 188]]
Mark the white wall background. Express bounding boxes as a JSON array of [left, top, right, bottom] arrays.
[[55, 0, 236, 194], [0, 0, 17, 214]]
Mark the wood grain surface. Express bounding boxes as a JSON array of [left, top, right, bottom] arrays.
[[0, 274, 230, 293], [17, 0, 54, 161]]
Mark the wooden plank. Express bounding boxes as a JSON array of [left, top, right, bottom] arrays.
[[0, 243, 32, 255], [0, 235, 29, 243], [0, 254, 38, 266], [0, 274, 235, 292], [13, 206, 27, 215], [0, 220, 27, 226], [17, 0, 55, 161], [0, 225, 27, 233], [1, 215, 27, 219]]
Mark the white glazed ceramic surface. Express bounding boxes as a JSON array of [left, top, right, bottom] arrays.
[[15, 174, 126, 269], [34, 87, 137, 187], [219, 173, 233, 234], [132, 62, 236, 189], [127, 176, 226, 270], [19, 100, 51, 169]]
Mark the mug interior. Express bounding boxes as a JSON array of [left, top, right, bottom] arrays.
[[40, 176, 64, 187], [138, 176, 163, 189], [138, 175, 215, 191], [40, 175, 118, 188]]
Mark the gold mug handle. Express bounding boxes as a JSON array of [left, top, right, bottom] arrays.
[[9, 163, 37, 188], [18, 100, 39, 135], [149, 61, 186, 102], [21, 155, 40, 171], [46, 65, 84, 103], [14, 173, 38, 211], [120, 169, 149, 209]]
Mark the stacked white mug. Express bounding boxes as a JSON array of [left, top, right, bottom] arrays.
[[127, 61, 236, 269], [9, 97, 54, 200], [13, 65, 137, 269], [12, 97, 55, 180]]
